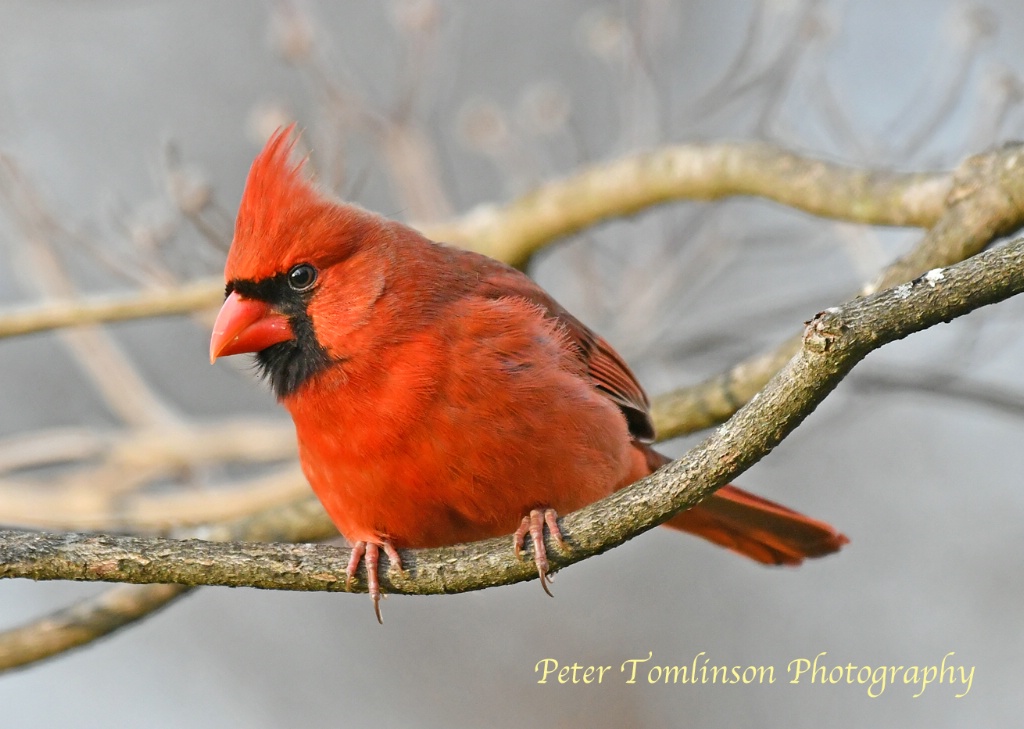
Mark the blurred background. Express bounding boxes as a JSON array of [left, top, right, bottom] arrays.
[[2, 1, 1023, 726]]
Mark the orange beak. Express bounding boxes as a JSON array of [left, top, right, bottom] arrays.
[[209, 290, 294, 363]]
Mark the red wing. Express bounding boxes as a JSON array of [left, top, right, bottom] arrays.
[[473, 256, 655, 442]]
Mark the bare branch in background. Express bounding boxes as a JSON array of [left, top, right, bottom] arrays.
[[852, 365, 1024, 420], [891, 5, 997, 159], [426, 141, 952, 267], [0, 584, 192, 675], [0, 141, 952, 343], [0, 278, 223, 340], [0, 156, 180, 427], [652, 142, 1024, 438], [162, 141, 234, 251]]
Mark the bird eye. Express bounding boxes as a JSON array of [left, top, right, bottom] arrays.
[[287, 263, 317, 292]]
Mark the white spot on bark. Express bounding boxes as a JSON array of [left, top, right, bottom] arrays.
[[924, 268, 945, 287], [894, 283, 913, 299]]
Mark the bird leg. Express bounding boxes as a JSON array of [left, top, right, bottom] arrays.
[[513, 508, 568, 597], [346, 540, 404, 624]]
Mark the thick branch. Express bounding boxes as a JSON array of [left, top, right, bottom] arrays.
[[4, 236, 1023, 595]]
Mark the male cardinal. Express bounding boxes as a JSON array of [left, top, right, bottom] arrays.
[[210, 127, 847, 620]]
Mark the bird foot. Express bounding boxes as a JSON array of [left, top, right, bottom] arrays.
[[513, 508, 568, 596], [346, 540, 404, 624]]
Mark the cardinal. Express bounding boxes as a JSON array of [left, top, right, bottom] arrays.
[[210, 126, 847, 621]]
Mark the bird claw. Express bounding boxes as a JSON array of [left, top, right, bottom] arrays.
[[513, 508, 568, 597], [346, 539, 403, 624]]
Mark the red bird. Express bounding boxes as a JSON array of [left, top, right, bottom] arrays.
[[210, 127, 847, 620]]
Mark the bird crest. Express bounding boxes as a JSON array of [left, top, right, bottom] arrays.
[[227, 124, 328, 282]]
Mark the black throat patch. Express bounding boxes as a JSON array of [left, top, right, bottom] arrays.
[[228, 274, 332, 399]]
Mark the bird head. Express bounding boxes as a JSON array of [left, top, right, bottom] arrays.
[[209, 125, 392, 399]]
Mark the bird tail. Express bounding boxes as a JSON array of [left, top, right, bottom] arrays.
[[637, 445, 848, 565]]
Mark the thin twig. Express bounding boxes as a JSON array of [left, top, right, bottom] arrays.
[[0, 465, 308, 533], [0, 278, 223, 340], [0, 156, 180, 426], [852, 365, 1024, 420]]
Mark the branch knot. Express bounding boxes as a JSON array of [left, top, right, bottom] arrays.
[[803, 308, 846, 353]]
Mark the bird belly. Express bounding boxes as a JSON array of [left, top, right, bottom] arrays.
[[291, 341, 636, 549]]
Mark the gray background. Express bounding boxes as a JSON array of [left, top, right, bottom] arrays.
[[2, 1, 1023, 727]]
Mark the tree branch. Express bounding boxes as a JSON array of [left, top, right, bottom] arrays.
[[428, 141, 952, 267], [652, 143, 1024, 438], [0, 584, 191, 674], [0, 142, 952, 342], [0, 279, 224, 340], [0, 496, 335, 673], [0, 421, 301, 532], [4, 235, 1023, 596]]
